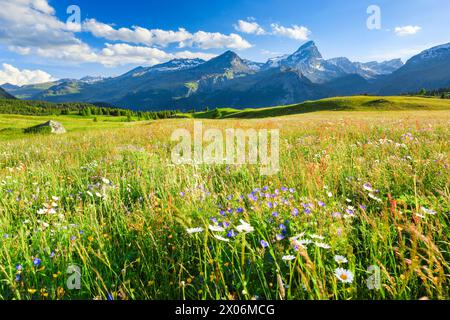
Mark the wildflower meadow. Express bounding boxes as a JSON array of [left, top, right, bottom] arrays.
[[0, 110, 448, 300]]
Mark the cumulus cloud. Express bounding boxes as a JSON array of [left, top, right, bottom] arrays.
[[0, 0, 78, 48], [184, 31, 252, 50], [0, 63, 55, 86], [0, 0, 246, 68], [270, 24, 310, 40], [395, 25, 421, 36], [233, 19, 311, 41], [83, 19, 252, 50], [97, 43, 216, 67], [234, 20, 266, 35]]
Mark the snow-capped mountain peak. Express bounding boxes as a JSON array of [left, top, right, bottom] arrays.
[[410, 42, 450, 62]]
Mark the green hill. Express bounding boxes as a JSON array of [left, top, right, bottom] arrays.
[[186, 96, 450, 119]]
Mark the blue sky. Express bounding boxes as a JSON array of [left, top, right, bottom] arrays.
[[1, 0, 450, 84]]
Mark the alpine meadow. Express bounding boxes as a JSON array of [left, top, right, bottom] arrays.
[[0, 0, 449, 304]]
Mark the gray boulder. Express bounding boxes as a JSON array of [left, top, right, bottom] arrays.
[[25, 120, 66, 134]]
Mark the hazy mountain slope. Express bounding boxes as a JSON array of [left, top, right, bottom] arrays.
[[0, 87, 16, 99], [377, 43, 450, 94]]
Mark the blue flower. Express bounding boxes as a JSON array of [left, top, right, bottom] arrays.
[[318, 201, 326, 207], [236, 207, 244, 213], [260, 240, 269, 248], [16, 264, 23, 271], [272, 212, 279, 217], [291, 208, 299, 217], [227, 230, 236, 238], [33, 258, 41, 267], [15, 274, 21, 282]]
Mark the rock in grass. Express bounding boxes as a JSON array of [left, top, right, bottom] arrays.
[[24, 120, 66, 134]]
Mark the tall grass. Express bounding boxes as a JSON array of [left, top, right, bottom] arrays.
[[0, 110, 448, 300]]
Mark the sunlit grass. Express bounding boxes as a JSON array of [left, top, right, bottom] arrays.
[[0, 110, 449, 300]]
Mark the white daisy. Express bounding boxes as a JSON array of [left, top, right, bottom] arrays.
[[368, 193, 382, 202], [421, 207, 437, 215], [282, 255, 296, 261], [315, 242, 331, 250], [310, 234, 325, 240], [208, 225, 225, 232], [186, 227, 204, 234], [334, 255, 348, 264], [236, 220, 254, 233], [292, 239, 312, 249], [214, 235, 230, 242], [289, 233, 306, 241], [334, 268, 354, 284]]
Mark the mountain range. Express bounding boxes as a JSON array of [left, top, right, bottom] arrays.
[[0, 87, 16, 99], [2, 41, 450, 111]]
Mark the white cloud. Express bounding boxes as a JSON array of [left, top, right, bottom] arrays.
[[234, 20, 266, 35], [270, 24, 311, 40], [395, 25, 421, 36], [17, 42, 216, 67], [97, 43, 216, 67], [0, 0, 245, 69], [185, 31, 252, 50], [0, 63, 55, 86], [174, 51, 217, 61], [0, 0, 78, 48], [83, 19, 252, 50], [83, 19, 191, 47]]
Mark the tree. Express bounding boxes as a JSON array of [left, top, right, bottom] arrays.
[[419, 88, 427, 96]]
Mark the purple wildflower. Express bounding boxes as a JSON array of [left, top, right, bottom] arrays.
[[227, 230, 237, 238], [260, 240, 269, 248], [33, 258, 41, 267]]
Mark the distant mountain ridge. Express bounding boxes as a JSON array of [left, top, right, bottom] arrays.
[[2, 41, 450, 110]]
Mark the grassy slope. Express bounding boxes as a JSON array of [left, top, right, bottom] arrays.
[[184, 96, 450, 119], [0, 114, 144, 141]]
